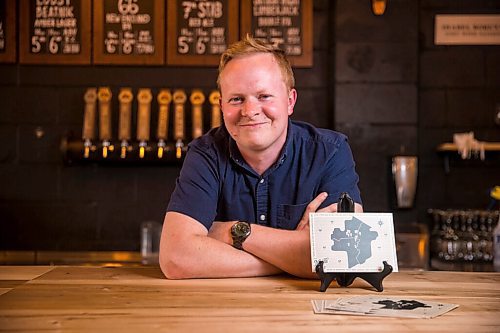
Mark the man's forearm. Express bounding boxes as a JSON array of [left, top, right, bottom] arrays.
[[162, 235, 281, 279], [160, 212, 282, 279], [242, 225, 316, 279], [204, 197, 363, 279]]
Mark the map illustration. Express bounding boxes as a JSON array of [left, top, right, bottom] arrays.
[[310, 213, 398, 273], [331, 216, 378, 268]]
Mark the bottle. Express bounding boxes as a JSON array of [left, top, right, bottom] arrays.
[[494, 215, 500, 271]]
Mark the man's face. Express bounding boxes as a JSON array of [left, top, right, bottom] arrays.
[[219, 53, 296, 157]]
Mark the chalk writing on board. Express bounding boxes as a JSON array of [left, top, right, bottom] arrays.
[[251, 0, 303, 56], [176, 0, 228, 55], [103, 0, 156, 56], [30, 0, 82, 55]]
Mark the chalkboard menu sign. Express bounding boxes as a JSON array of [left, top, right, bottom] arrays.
[[0, 0, 16, 63], [20, 0, 91, 64], [93, 0, 164, 65], [167, 0, 239, 66], [241, 0, 313, 67]]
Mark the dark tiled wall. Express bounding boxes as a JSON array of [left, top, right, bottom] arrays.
[[335, 0, 500, 230], [1, 0, 499, 251], [417, 0, 500, 225], [334, 0, 419, 224]]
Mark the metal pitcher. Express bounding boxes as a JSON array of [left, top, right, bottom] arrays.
[[392, 156, 418, 208]]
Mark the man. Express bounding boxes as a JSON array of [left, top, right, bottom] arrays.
[[160, 35, 362, 280]]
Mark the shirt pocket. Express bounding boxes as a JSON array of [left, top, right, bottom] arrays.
[[277, 202, 309, 230]]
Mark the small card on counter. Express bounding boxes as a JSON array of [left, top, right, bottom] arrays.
[[310, 213, 398, 272], [312, 296, 458, 319]]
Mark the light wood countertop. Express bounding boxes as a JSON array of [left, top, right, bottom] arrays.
[[0, 266, 499, 332]]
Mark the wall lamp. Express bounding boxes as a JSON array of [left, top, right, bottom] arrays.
[[371, 0, 387, 16]]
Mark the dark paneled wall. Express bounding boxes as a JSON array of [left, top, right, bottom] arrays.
[[335, 0, 500, 229], [1, 0, 499, 251], [417, 0, 500, 224], [334, 0, 419, 224]]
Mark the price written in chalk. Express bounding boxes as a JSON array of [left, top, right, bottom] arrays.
[[103, 0, 155, 56], [30, 0, 81, 55], [177, 0, 227, 55], [93, 0, 163, 64]]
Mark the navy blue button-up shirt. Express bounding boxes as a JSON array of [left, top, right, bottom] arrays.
[[167, 120, 362, 231]]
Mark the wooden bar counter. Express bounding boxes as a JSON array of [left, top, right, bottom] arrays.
[[0, 266, 499, 332]]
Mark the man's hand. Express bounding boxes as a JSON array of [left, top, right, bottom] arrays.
[[296, 192, 337, 231], [295, 192, 364, 231]]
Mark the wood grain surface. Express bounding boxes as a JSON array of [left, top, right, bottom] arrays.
[[0, 266, 498, 332]]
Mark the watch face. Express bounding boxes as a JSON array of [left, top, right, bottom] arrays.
[[232, 222, 251, 237]]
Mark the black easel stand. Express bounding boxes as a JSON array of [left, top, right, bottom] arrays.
[[315, 192, 393, 292], [316, 260, 393, 292]]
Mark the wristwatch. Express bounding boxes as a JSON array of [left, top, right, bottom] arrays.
[[231, 221, 251, 250]]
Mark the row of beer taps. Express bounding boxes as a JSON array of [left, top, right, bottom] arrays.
[[82, 87, 221, 160]]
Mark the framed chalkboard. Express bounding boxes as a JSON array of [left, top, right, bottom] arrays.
[[93, 0, 164, 65], [240, 0, 313, 67], [19, 0, 91, 64], [0, 0, 16, 63], [167, 0, 239, 66]]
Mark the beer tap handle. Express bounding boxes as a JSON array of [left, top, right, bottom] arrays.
[[137, 89, 153, 159], [157, 89, 172, 159], [190, 90, 205, 139], [209, 90, 221, 129], [82, 88, 97, 158], [97, 87, 113, 158], [173, 89, 187, 159], [118, 88, 133, 159]]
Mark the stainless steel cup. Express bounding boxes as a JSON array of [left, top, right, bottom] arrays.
[[392, 156, 418, 208]]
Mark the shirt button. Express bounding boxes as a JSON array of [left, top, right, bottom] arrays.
[[260, 214, 266, 221], [259, 179, 265, 184]]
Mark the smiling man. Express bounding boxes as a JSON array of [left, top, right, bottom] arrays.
[[159, 35, 362, 279]]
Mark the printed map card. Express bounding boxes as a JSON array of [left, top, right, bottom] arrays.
[[312, 296, 458, 319], [322, 296, 458, 319], [310, 213, 398, 273]]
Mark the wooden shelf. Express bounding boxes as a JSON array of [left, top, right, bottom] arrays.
[[436, 142, 500, 173], [437, 142, 500, 152]]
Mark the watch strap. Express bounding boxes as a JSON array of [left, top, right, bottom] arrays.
[[233, 238, 244, 250]]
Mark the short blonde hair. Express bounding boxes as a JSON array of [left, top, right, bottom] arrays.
[[217, 35, 295, 91]]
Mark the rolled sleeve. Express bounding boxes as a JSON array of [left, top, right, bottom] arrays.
[[167, 142, 220, 230], [319, 137, 362, 206]]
